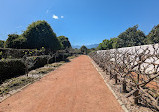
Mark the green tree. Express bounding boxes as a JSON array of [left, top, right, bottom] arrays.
[[12, 36, 27, 49], [0, 40, 5, 48], [116, 25, 146, 48], [5, 34, 27, 49], [147, 24, 159, 44], [97, 38, 115, 50], [80, 45, 88, 54], [57, 36, 71, 49], [5, 34, 19, 48], [22, 20, 61, 51]]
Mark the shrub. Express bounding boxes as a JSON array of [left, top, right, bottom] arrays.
[[0, 59, 26, 83], [26, 55, 49, 70]]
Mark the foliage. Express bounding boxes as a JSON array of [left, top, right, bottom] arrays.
[[26, 56, 48, 70], [97, 25, 147, 50], [0, 51, 2, 59], [22, 20, 61, 50], [57, 36, 72, 49], [5, 34, 19, 48], [5, 34, 27, 49], [116, 25, 146, 48], [0, 40, 5, 48], [80, 45, 88, 54], [0, 77, 34, 95], [97, 38, 117, 50], [147, 24, 159, 44], [0, 59, 26, 83]]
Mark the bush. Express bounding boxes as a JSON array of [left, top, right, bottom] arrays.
[[0, 48, 46, 59], [0, 59, 26, 83], [26, 55, 48, 70]]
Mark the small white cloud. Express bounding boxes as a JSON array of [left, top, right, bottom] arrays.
[[61, 16, 64, 18], [52, 14, 59, 19]]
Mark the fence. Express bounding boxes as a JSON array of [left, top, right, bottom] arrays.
[[89, 43, 159, 110]]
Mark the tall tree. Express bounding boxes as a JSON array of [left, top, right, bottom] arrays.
[[5, 34, 19, 48], [22, 20, 61, 51], [80, 45, 88, 54], [116, 25, 146, 48], [5, 34, 27, 49], [57, 36, 71, 49], [96, 38, 117, 50], [147, 24, 159, 44]]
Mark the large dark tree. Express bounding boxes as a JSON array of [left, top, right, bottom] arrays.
[[147, 24, 159, 44], [22, 20, 61, 50], [80, 45, 88, 54], [5, 34, 27, 49], [5, 34, 19, 48], [116, 25, 146, 48], [57, 36, 71, 49]]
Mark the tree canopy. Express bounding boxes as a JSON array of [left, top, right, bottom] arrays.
[[5, 34, 27, 49], [80, 45, 88, 54], [22, 20, 61, 50], [147, 24, 159, 44], [57, 36, 71, 49], [97, 25, 147, 50], [116, 25, 146, 48]]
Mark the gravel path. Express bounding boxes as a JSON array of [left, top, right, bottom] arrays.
[[0, 55, 123, 112]]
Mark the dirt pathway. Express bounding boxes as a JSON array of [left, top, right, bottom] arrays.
[[0, 55, 123, 112]]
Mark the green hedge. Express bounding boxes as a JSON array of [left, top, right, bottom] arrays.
[[0, 59, 26, 83], [0, 53, 70, 83], [0, 48, 46, 59], [26, 56, 48, 70]]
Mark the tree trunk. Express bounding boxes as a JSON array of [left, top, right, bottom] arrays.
[[121, 80, 127, 93], [157, 97, 159, 107], [134, 89, 139, 105], [114, 74, 118, 84]]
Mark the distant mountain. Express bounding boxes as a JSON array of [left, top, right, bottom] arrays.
[[72, 45, 81, 49], [86, 44, 99, 49], [72, 44, 99, 49]]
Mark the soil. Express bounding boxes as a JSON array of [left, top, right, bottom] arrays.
[[0, 55, 123, 112]]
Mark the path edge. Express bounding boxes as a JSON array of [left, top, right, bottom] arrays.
[[0, 62, 67, 103], [88, 56, 129, 112]]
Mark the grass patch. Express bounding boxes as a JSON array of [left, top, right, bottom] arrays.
[[46, 63, 62, 68], [0, 60, 66, 97], [0, 77, 34, 95]]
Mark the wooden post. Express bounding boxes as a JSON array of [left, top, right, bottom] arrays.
[[134, 89, 139, 104], [55, 54, 56, 62], [157, 97, 159, 107], [114, 74, 118, 84], [109, 71, 112, 80], [121, 80, 127, 93]]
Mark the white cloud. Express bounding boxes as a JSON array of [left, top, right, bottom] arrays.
[[52, 14, 59, 19], [61, 16, 64, 18]]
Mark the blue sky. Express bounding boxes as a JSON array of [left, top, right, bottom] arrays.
[[0, 0, 159, 46]]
